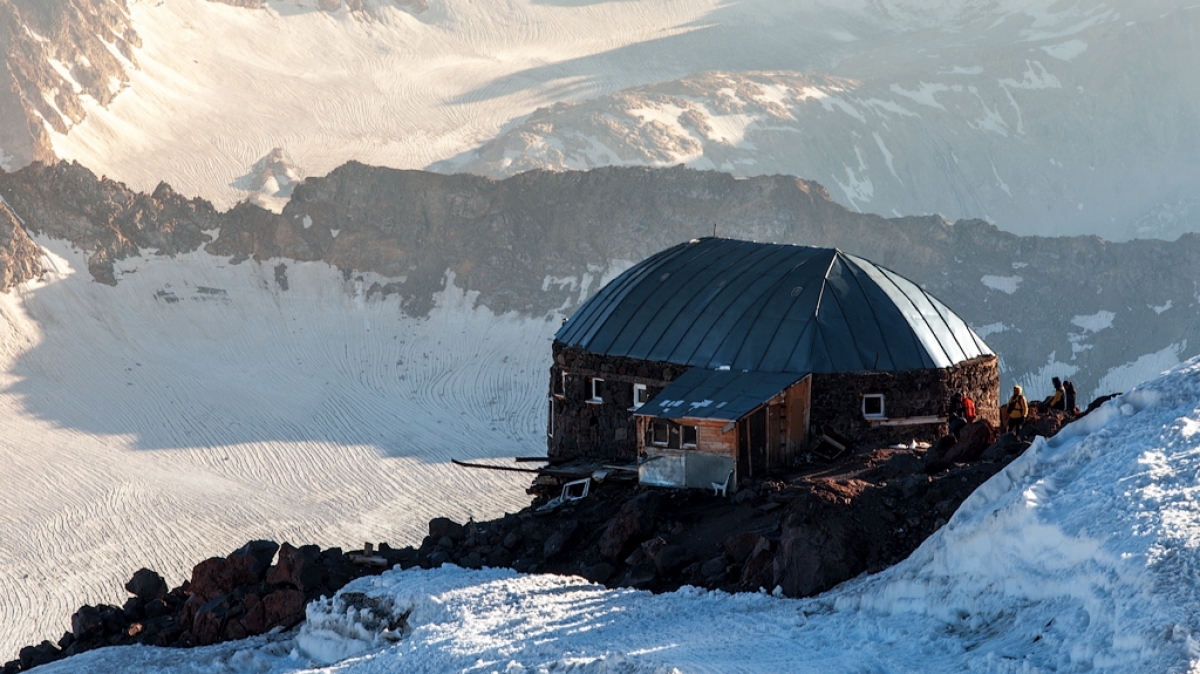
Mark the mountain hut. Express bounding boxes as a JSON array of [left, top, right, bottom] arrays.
[[548, 238, 998, 490]]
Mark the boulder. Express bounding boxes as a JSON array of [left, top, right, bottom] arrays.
[[191, 595, 235, 646], [723, 532, 762, 564], [266, 543, 323, 594], [981, 433, 1032, 462], [70, 605, 105, 641], [262, 588, 307, 628], [542, 520, 579, 559], [624, 561, 658, 589], [125, 568, 168, 603], [428, 517, 466, 542], [942, 419, 997, 464], [18, 642, 60, 670], [189, 555, 259, 605], [598, 491, 660, 560], [229, 540, 280, 578], [921, 435, 958, 473], [701, 556, 728, 582], [653, 545, 693, 575], [580, 562, 616, 584]]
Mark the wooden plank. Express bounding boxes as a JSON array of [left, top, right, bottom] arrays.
[[451, 459, 542, 473]]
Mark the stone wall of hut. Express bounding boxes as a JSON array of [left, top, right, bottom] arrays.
[[547, 342, 686, 461], [549, 344, 999, 462], [809, 355, 999, 448]]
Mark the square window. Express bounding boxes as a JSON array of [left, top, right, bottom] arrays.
[[862, 394, 886, 419], [632, 383, 649, 410]]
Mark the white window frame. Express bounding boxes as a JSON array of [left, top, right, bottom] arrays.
[[631, 383, 649, 410], [547, 397, 555, 438], [554, 370, 568, 399], [588, 377, 604, 404], [862, 393, 886, 420]]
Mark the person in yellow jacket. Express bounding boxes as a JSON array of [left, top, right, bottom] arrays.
[[1006, 385, 1028, 433]]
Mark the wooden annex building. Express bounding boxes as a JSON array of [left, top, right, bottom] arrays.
[[548, 238, 999, 490]]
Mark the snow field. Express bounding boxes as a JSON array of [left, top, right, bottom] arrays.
[[34, 357, 1200, 673], [0, 240, 553, 655], [51, 0, 726, 208]]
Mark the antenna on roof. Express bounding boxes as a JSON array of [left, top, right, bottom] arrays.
[[712, 223, 717, 238]]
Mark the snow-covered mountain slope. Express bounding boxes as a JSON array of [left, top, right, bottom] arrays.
[[0, 241, 544, 656], [440, 4, 1200, 241], [4, 0, 1199, 240], [34, 359, 1200, 673], [20, 0, 733, 208]]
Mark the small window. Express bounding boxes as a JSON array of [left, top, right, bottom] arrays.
[[862, 393, 886, 419], [682, 425, 697, 447], [650, 419, 685, 448], [547, 397, 555, 438], [588, 377, 604, 404], [553, 370, 568, 398], [652, 419, 670, 446], [631, 383, 649, 410]]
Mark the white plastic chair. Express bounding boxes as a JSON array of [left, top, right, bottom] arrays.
[[712, 469, 733, 497]]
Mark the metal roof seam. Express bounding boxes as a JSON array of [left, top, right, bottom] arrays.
[[646, 240, 766, 364], [713, 246, 818, 371], [887, 267, 974, 363], [856, 255, 954, 368], [589, 240, 719, 355], [753, 257, 828, 373], [566, 243, 683, 347], [820, 257, 876, 372], [837, 253, 904, 371]]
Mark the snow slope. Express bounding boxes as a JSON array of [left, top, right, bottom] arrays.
[[441, 2, 1200, 240], [0, 240, 551, 655], [34, 355, 1200, 672], [50, 0, 728, 209], [41, 0, 1200, 240]]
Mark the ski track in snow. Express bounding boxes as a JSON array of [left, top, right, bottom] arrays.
[[0, 240, 551, 655], [50, 0, 723, 208]]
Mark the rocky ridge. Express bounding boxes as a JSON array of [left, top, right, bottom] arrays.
[[2, 160, 1198, 401], [7, 409, 1078, 672], [0, 0, 140, 169]]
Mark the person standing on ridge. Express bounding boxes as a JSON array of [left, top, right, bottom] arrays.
[[1006, 385, 1028, 434], [1048, 376, 1066, 411], [948, 391, 977, 439]]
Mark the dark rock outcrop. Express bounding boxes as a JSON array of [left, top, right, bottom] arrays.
[[0, 160, 1186, 402]]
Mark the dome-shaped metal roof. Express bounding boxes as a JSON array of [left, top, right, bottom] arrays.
[[555, 238, 992, 374]]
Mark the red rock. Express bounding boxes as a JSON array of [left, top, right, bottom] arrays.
[[266, 543, 324, 593], [189, 555, 259, 605], [263, 589, 307, 628]]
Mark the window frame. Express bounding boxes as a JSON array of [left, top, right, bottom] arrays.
[[652, 418, 671, 446], [587, 377, 604, 404], [681, 424, 698, 448], [862, 393, 886, 420], [631, 383, 649, 411]]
